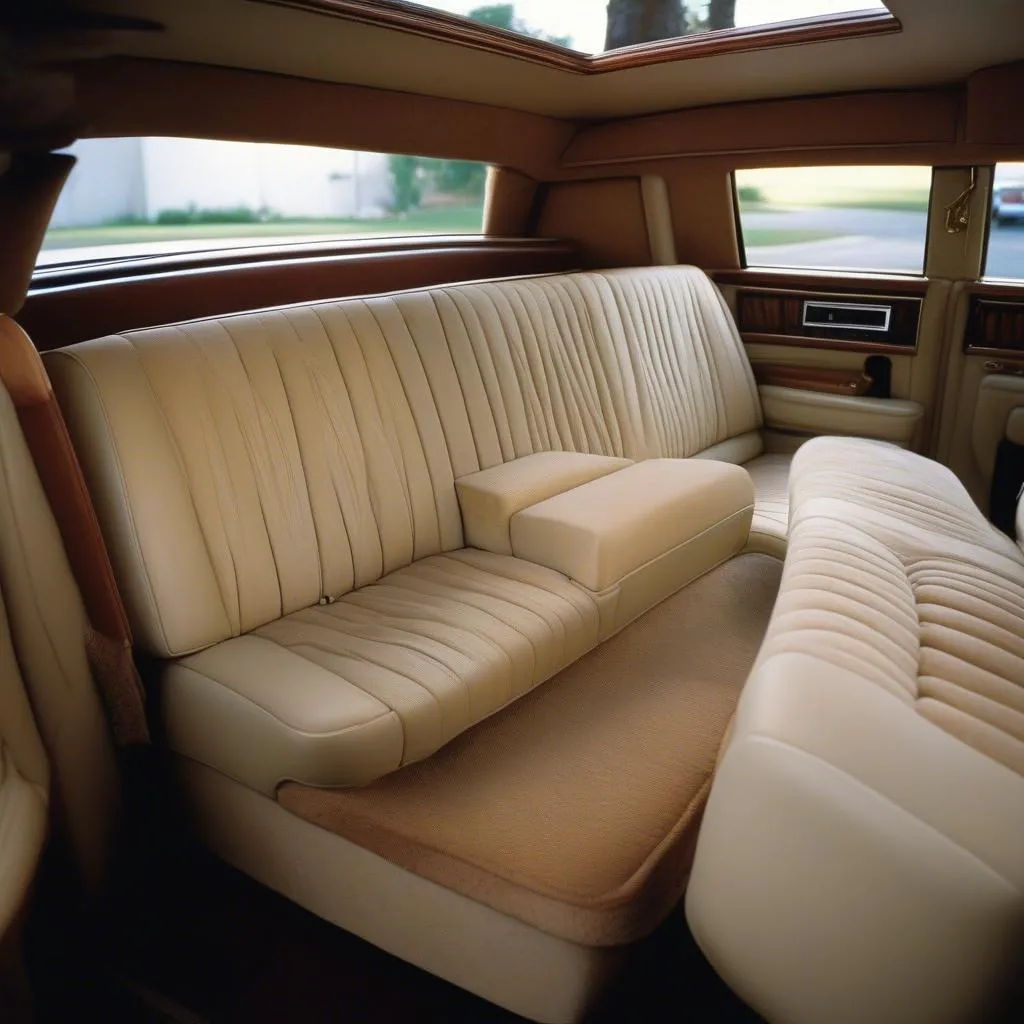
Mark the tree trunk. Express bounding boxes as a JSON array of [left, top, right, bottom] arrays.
[[605, 0, 685, 50], [707, 0, 736, 31]]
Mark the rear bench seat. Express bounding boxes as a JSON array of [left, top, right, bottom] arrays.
[[45, 265, 780, 792], [687, 436, 1024, 1024], [44, 265, 782, 1020]]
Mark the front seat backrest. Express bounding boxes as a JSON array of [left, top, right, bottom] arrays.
[[0, 378, 119, 897]]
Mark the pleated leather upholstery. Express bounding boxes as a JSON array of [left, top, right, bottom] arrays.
[[47, 302, 465, 657], [165, 549, 600, 792], [400, 275, 647, 475], [772, 436, 1024, 773], [47, 266, 769, 661], [688, 435, 1024, 1024], [46, 266, 774, 787], [597, 267, 761, 459]]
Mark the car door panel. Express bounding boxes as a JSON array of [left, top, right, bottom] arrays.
[[758, 385, 923, 444], [970, 374, 1024, 482], [716, 272, 941, 452], [939, 282, 1024, 513]]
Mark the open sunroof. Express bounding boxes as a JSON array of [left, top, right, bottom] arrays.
[[409, 0, 890, 56]]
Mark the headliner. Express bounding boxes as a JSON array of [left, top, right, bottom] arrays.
[[62, 0, 1024, 119]]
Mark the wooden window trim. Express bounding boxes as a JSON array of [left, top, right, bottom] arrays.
[[248, 1, 900, 75], [22, 237, 577, 350], [714, 269, 929, 297]]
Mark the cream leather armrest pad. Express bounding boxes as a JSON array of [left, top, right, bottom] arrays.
[[511, 460, 754, 630], [456, 452, 632, 556], [759, 385, 923, 444]]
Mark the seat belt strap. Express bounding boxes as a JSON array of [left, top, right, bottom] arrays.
[[0, 316, 149, 745]]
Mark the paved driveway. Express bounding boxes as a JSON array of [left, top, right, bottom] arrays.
[[743, 207, 1024, 279]]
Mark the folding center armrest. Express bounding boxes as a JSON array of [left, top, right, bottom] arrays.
[[510, 460, 755, 633], [455, 451, 633, 555]]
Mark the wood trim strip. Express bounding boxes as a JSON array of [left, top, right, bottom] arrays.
[[593, 9, 899, 72], [962, 347, 1024, 364], [742, 331, 916, 355], [737, 288, 922, 350], [964, 296, 1024, 355], [968, 281, 1024, 299], [248, 1, 900, 75], [752, 361, 873, 395], [21, 239, 578, 351], [31, 235, 556, 289], [714, 269, 929, 296]]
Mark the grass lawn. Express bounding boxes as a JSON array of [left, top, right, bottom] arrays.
[[41, 205, 485, 249], [743, 228, 841, 246], [825, 198, 930, 212]]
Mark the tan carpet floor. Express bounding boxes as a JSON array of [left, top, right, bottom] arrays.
[[280, 553, 783, 947]]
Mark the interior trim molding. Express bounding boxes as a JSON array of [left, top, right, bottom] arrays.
[[21, 238, 577, 350], [714, 269, 929, 295], [248, 1, 901, 75], [964, 294, 1024, 356], [735, 285, 923, 352]]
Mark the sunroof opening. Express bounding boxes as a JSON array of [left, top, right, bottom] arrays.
[[412, 1, 890, 56]]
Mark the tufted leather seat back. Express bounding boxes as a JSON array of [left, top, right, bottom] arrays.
[[46, 299, 465, 657], [46, 267, 767, 660]]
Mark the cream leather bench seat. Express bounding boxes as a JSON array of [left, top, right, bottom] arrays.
[[44, 316, 614, 792], [44, 265, 778, 1021], [45, 265, 776, 792], [687, 436, 1024, 1024]]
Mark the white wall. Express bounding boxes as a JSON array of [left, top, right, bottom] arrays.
[[140, 139, 393, 220], [49, 138, 146, 228], [140, 137, 264, 215], [50, 138, 394, 227]]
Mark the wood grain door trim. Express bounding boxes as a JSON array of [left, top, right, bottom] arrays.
[[964, 293, 1024, 358], [736, 287, 922, 352], [752, 362, 873, 395]]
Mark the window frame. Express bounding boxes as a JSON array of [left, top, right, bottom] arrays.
[[733, 163, 934, 278], [40, 136, 490, 271]]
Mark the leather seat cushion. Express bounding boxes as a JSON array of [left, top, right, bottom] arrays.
[[279, 554, 783, 947], [743, 452, 791, 558], [162, 549, 601, 792], [687, 437, 1024, 1024]]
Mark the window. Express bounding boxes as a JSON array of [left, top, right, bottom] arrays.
[[39, 138, 487, 266], [414, 1, 889, 55], [734, 165, 932, 274], [985, 162, 1024, 280]]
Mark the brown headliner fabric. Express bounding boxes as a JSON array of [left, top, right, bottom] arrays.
[[74, 58, 572, 180], [562, 88, 962, 167], [536, 179, 652, 270], [279, 553, 782, 947]]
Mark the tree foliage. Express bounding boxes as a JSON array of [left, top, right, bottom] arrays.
[[387, 154, 422, 214], [388, 4, 570, 212], [467, 4, 572, 48]]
